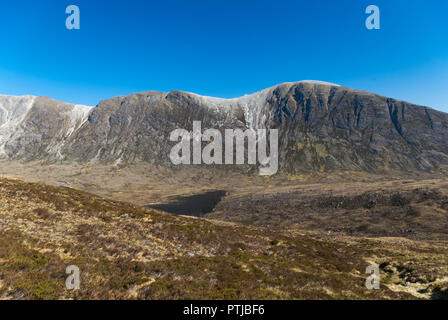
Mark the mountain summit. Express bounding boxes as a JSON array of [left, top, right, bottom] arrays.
[[1, 82, 447, 173]]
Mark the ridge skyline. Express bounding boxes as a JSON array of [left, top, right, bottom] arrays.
[[1, 80, 445, 113]]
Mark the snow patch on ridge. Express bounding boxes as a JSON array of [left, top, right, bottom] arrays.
[[189, 89, 271, 129], [295, 80, 340, 87], [65, 104, 92, 137], [45, 103, 93, 159], [0, 95, 93, 159], [0, 95, 36, 156]]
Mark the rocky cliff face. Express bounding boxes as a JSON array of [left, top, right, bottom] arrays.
[[1, 81, 447, 173], [0, 95, 91, 161], [261, 82, 448, 172]]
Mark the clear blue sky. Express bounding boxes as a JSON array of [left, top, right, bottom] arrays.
[[0, 0, 447, 112]]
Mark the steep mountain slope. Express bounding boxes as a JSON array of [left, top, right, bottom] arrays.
[[1, 81, 448, 173], [0, 95, 91, 161], [265, 83, 448, 172]]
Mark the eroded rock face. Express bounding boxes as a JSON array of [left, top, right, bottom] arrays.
[[0, 96, 91, 161], [260, 83, 448, 172], [1, 81, 448, 173], [61, 90, 244, 164]]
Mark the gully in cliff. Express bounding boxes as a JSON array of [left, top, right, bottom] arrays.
[[169, 121, 278, 176]]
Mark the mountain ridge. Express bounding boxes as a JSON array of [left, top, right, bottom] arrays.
[[1, 81, 447, 174]]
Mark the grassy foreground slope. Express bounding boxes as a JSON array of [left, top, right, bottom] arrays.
[[0, 177, 446, 300]]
